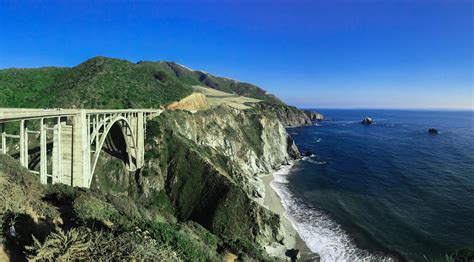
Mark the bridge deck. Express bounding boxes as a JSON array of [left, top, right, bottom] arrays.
[[0, 108, 162, 122]]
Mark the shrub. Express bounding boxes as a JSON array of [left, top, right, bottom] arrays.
[[44, 184, 77, 203], [72, 194, 120, 227], [105, 194, 142, 220], [25, 228, 91, 261], [148, 222, 220, 261], [88, 227, 182, 261]]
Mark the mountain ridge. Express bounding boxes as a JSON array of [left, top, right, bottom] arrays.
[[0, 56, 285, 108]]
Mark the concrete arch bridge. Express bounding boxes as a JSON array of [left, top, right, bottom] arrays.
[[0, 108, 162, 188]]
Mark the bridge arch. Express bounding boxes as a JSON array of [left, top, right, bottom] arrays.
[[1, 108, 162, 188], [89, 116, 138, 187]]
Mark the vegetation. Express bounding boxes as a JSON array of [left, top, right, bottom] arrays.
[[0, 153, 276, 260], [0, 57, 193, 109], [138, 60, 285, 105], [0, 56, 285, 109], [26, 228, 90, 261], [0, 67, 68, 108], [0, 56, 290, 260]]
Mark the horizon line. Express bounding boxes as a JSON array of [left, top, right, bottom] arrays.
[[298, 106, 474, 111]]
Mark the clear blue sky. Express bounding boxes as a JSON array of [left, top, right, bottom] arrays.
[[1, 0, 472, 109]]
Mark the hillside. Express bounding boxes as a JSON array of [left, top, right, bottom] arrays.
[[137, 61, 285, 105], [0, 67, 69, 108], [0, 57, 193, 109], [0, 57, 284, 109], [0, 154, 245, 261]]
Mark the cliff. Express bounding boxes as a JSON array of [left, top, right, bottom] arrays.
[[90, 105, 301, 259], [251, 102, 323, 127]]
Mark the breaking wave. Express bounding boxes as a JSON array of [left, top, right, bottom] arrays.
[[270, 166, 394, 262]]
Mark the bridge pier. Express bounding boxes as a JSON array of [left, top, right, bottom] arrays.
[[1, 123, 5, 154], [72, 110, 90, 187], [136, 112, 145, 169], [40, 118, 47, 184]]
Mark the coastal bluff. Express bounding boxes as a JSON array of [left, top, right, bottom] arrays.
[[0, 56, 315, 260]]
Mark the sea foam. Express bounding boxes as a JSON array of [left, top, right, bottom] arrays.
[[270, 164, 394, 262]]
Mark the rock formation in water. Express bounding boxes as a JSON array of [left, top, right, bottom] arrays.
[[361, 117, 374, 125]]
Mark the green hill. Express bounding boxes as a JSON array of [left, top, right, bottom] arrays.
[[0, 57, 194, 109], [0, 56, 284, 109], [138, 61, 285, 105]]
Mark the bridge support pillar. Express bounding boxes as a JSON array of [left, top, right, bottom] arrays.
[[19, 120, 28, 167], [52, 117, 62, 184], [40, 118, 47, 184], [72, 110, 91, 187], [1, 123, 6, 154], [136, 113, 145, 169]]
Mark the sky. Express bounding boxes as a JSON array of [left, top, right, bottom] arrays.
[[0, 0, 472, 109]]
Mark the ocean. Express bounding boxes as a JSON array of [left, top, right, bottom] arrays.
[[272, 109, 474, 261]]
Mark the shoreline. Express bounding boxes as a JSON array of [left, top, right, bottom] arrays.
[[261, 162, 315, 259]]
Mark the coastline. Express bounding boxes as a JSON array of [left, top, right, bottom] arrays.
[[261, 162, 315, 259]]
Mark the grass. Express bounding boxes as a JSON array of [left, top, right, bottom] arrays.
[[193, 85, 261, 110], [138, 60, 285, 105]]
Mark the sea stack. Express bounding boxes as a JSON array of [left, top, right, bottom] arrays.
[[428, 128, 438, 134], [361, 117, 374, 125]]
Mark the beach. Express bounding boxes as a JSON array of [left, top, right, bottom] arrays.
[[261, 163, 315, 259]]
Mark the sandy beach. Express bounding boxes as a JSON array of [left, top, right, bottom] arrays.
[[261, 166, 314, 258]]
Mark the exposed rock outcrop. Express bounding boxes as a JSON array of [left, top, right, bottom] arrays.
[[251, 102, 323, 127], [304, 110, 324, 122], [428, 128, 438, 134], [166, 92, 210, 111]]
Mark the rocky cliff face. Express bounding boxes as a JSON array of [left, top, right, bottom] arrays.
[[304, 110, 324, 122], [91, 105, 300, 258], [251, 102, 323, 127]]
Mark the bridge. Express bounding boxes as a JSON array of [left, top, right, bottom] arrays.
[[0, 108, 162, 188]]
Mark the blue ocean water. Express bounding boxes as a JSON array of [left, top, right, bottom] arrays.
[[281, 109, 474, 261]]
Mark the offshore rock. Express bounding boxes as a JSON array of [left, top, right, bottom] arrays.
[[303, 151, 313, 157], [361, 117, 374, 125], [428, 128, 438, 134]]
